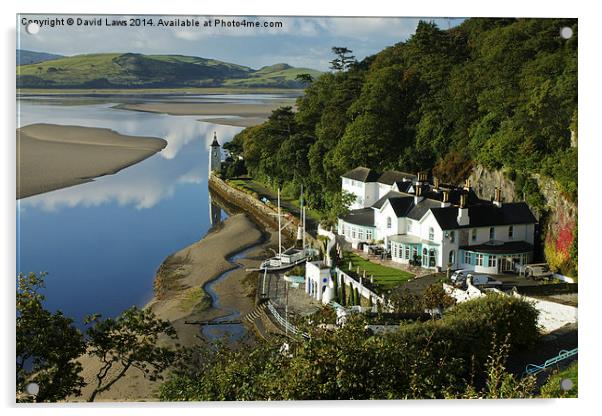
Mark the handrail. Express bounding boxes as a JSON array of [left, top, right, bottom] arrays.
[[266, 301, 310, 339], [524, 347, 578, 375]]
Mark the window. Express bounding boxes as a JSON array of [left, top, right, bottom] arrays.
[[358, 229, 364, 240], [413, 247, 418, 261], [407, 221, 413, 233], [405, 245, 410, 260], [450, 231, 455, 243], [422, 248, 428, 267], [366, 229, 373, 240], [508, 226, 514, 239], [471, 229, 477, 242], [449, 250, 455, 265], [476, 253, 483, 266], [387, 217, 392, 229], [429, 227, 434, 240], [429, 249, 436, 267], [488, 255, 497, 268], [464, 251, 471, 264], [489, 227, 495, 240], [351, 228, 356, 239]]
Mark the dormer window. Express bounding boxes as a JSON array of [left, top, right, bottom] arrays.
[[428, 227, 434, 240], [387, 217, 392, 229], [450, 230, 455, 243], [471, 229, 477, 242], [508, 226, 514, 239], [489, 227, 495, 240]]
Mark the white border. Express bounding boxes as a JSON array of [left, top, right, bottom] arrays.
[[2, 1, 598, 415]]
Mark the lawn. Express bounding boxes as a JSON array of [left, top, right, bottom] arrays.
[[539, 361, 578, 398], [341, 251, 414, 290]]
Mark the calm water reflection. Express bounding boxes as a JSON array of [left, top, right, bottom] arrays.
[[16, 97, 270, 324]]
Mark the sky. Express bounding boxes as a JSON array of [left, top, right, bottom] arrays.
[[17, 15, 464, 71]]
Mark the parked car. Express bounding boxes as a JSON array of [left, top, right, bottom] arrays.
[[470, 274, 503, 287], [451, 269, 470, 284]]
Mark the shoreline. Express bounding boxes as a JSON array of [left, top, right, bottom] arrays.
[[17, 123, 167, 199], [75, 211, 272, 401]]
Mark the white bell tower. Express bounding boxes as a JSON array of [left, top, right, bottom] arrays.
[[209, 131, 221, 173]]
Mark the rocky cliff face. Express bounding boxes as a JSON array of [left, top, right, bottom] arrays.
[[468, 165, 577, 276], [468, 165, 517, 204]]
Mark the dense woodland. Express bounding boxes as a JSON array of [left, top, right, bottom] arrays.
[[226, 18, 577, 211]]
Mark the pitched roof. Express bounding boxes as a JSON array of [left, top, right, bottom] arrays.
[[406, 199, 442, 221], [339, 208, 375, 227], [430, 202, 537, 230], [377, 170, 416, 185], [372, 190, 405, 210], [393, 181, 413, 193], [341, 167, 380, 182], [388, 197, 416, 218]]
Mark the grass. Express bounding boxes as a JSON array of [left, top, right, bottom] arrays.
[[17, 52, 320, 89], [179, 287, 212, 313], [341, 251, 414, 290], [539, 361, 578, 398]]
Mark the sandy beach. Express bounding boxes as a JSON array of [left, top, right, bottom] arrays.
[[76, 213, 267, 401], [117, 101, 296, 127], [17, 123, 167, 199]]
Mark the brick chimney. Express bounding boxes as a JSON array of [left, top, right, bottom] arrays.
[[441, 190, 451, 208], [457, 193, 469, 226], [493, 187, 502, 208], [464, 178, 471, 191], [414, 185, 423, 204]]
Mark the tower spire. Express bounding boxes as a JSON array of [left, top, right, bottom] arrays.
[[211, 131, 220, 147]]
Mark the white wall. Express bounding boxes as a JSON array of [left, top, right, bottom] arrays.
[[374, 202, 403, 243], [305, 261, 331, 302], [342, 178, 379, 209]]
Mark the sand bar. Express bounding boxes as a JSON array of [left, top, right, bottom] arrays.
[[116, 101, 295, 117], [75, 213, 266, 401], [17, 123, 167, 199], [199, 116, 268, 127]]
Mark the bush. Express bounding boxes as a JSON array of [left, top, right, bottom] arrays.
[[160, 294, 540, 400]]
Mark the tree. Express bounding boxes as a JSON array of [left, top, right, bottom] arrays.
[[17, 272, 86, 402], [295, 73, 314, 85], [84, 306, 178, 402], [330, 47, 356, 72], [323, 190, 356, 225]]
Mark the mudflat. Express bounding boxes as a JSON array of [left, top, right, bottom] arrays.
[[17, 123, 167, 199]]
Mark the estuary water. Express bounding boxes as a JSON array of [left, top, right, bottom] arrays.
[[16, 95, 287, 325]]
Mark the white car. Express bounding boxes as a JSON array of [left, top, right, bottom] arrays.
[[451, 269, 470, 284]]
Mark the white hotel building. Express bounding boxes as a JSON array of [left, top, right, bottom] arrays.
[[337, 167, 537, 274]]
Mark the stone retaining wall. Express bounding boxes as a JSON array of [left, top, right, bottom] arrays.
[[209, 174, 318, 249]]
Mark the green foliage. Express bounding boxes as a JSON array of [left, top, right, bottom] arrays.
[[16, 273, 179, 403], [17, 272, 86, 402], [84, 306, 178, 401], [539, 361, 578, 398], [160, 294, 540, 400], [450, 336, 537, 399], [232, 18, 576, 213]]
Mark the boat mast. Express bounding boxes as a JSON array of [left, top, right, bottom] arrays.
[[300, 185, 305, 251], [278, 187, 282, 258]]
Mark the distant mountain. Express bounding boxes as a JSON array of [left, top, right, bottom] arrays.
[[17, 49, 64, 66], [16, 52, 322, 89]]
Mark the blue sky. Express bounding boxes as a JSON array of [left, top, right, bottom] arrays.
[[18, 15, 464, 70]]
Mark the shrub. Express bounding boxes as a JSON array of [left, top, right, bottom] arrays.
[[160, 294, 540, 401]]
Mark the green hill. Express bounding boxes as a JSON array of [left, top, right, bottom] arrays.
[[17, 49, 63, 66], [16, 53, 321, 89]]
